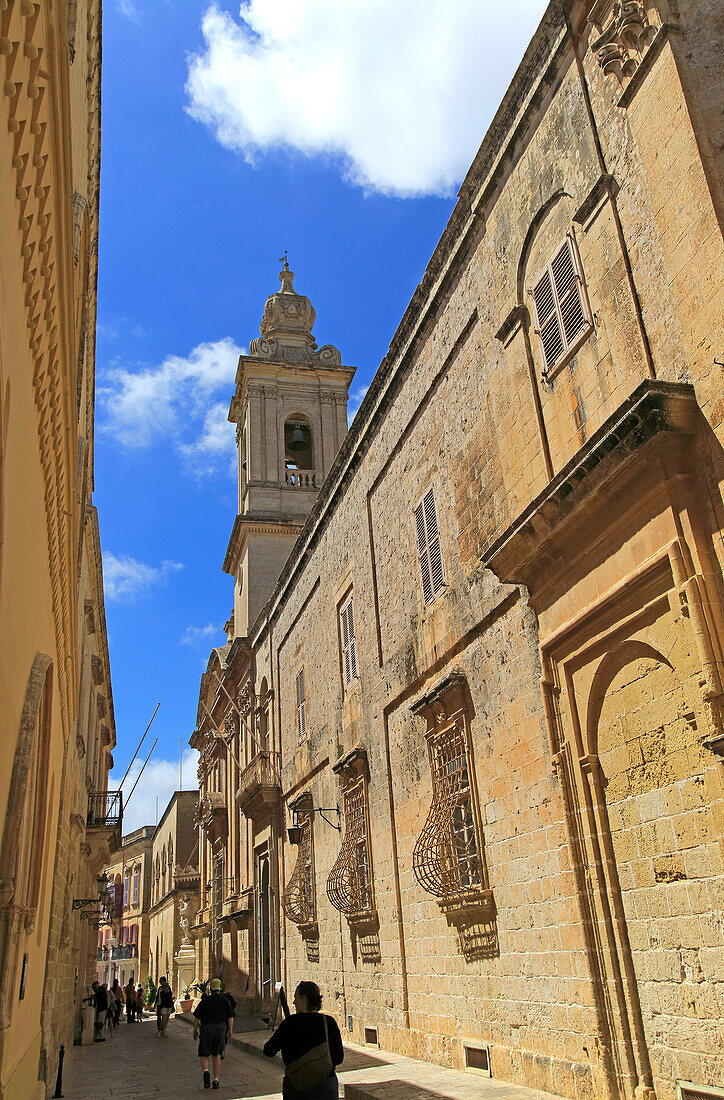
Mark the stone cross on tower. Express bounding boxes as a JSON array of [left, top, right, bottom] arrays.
[[224, 263, 356, 637]]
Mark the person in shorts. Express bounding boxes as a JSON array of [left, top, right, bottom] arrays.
[[155, 976, 174, 1036], [193, 978, 234, 1090]]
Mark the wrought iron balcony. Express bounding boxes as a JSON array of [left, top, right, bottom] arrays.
[[235, 750, 281, 818], [111, 944, 136, 961], [87, 790, 123, 830]]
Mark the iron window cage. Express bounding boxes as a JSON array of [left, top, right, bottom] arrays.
[[327, 769, 375, 923], [282, 801, 317, 929], [531, 232, 592, 380], [411, 674, 494, 923]]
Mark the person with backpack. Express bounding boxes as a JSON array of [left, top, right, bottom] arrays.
[[155, 976, 174, 1036], [263, 981, 343, 1099]]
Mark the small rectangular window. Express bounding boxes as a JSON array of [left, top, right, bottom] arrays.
[[414, 487, 445, 604], [296, 669, 307, 742], [339, 594, 358, 691], [532, 235, 591, 375]]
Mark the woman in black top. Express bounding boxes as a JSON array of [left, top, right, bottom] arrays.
[[264, 981, 344, 1099]]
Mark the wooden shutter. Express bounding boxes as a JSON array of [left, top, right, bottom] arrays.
[[296, 669, 306, 740], [532, 236, 590, 372], [415, 487, 445, 604], [340, 596, 358, 689]]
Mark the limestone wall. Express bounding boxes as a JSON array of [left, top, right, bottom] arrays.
[[248, 2, 724, 1097]]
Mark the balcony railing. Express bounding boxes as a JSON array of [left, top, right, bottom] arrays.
[[111, 944, 136, 961], [285, 470, 317, 488], [87, 790, 123, 830], [236, 750, 282, 816]]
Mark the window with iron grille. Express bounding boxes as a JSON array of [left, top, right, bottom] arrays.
[[531, 234, 592, 377], [412, 674, 493, 923], [414, 487, 445, 605], [327, 769, 374, 922], [296, 669, 307, 742], [339, 594, 358, 692], [282, 802, 316, 928]]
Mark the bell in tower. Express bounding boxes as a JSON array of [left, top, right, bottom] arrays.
[[224, 259, 356, 637]]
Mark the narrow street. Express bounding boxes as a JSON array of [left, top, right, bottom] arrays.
[[62, 1015, 284, 1100], [60, 1012, 568, 1100]]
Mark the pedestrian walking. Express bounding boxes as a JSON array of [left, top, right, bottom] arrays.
[[220, 988, 237, 1059], [125, 978, 136, 1022], [136, 984, 146, 1017], [263, 981, 343, 1099], [192, 978, 234, 1090], [82, 981, 109, 1043], [110, 979, 123, 1027], [155, 975, 174, 1037]]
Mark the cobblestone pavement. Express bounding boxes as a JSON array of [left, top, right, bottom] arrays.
[[61, 1014, 284, 1099]]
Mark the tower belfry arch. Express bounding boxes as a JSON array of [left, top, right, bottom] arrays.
[[224, 261, 356, 637]]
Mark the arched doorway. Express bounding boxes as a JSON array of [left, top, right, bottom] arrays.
[[256, 848, 272, 1005], [0, 655, 53, 1030]]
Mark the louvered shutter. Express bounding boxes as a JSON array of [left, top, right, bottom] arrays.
[[296, 669, 306, 740], [532, 269, 564, 369], [348, 601, 358, 681], [340, 597, 358, 689], [532, 236, 590, 372], [552, 241, 586, 343], [415, 499, 434, 603], [415, 488, 445, 603]]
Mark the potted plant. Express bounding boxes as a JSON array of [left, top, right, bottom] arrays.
[[178, 984, 194, 1012]]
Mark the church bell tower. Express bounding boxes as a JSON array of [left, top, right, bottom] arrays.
[[224, 260, 356, 636]]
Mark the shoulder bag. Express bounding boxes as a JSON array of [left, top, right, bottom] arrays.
[[284, 1014, 334, 1093]]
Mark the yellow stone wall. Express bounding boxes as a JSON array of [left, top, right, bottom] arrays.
[[192, 2, 724, 1098], [0, 1, 115, 1097]]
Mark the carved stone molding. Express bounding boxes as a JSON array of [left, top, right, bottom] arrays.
[[590, 0, 661, 95]]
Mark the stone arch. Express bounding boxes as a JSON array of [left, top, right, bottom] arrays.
[[585, 638, 674, 758], [258, 676, 269, 748], [0, 653, 53, 1028], [516, 188, 571, 304], [283, 413, 314, 471]]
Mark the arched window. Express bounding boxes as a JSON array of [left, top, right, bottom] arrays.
[[258, 677, 270, 750], [284, 417, 314, 472], [0, 655, 53, 1027]]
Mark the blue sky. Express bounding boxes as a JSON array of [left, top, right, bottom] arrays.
[[99, 0, 547, 831]]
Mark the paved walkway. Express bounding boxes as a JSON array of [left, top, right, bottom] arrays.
[[60, 1012, 565, 1100], [60, 1014, 284, 1099]]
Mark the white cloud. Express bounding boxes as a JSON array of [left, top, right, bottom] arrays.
[[98, 338, 242, 479], [181, 623, 223, 647], [110, 749, 200, 837], [103, 553, 185, 603], [117, 0, 141, 22], [177, 401, 238, 478], [186, 0, 547, 196], [347, 384, 369, 424]]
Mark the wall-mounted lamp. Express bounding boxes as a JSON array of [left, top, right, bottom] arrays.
[[287, 806, 341, 845], [73, 872, 112, 913]]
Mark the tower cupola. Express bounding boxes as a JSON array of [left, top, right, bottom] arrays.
[[249, 258, 342, 367], [225, 258, 355, 638]]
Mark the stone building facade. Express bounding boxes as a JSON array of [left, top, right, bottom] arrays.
[[190, 2, 724, 1099], [0, 2, 120, 1097], [148, 791, 198, 996], [98, 827, 155, 991]]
